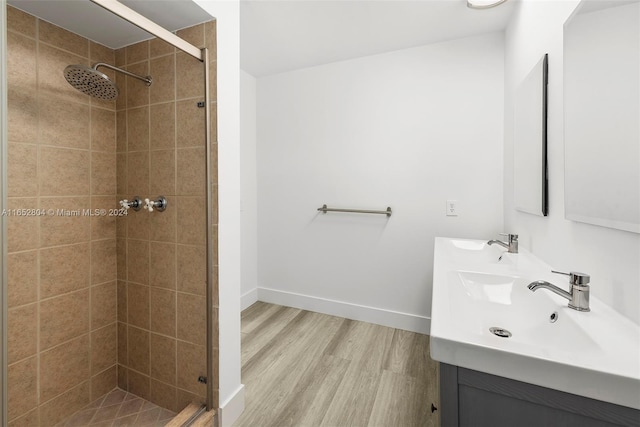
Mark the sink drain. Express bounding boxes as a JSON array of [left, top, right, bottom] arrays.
[[489, 327, 512, 338]]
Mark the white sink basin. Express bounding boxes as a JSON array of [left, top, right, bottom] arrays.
[[430, 237, 640, 410]]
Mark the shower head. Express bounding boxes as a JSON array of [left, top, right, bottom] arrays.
[[63, 63, 152, 101], [64, 64, 119, 100]]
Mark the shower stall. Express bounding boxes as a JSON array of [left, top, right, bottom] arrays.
[[1, 0, 219, 424]]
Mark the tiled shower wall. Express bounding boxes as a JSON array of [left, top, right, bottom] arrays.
[[114, 22, 218, 412], [6, 5, 218, 424], [6, 6, 118, 425]]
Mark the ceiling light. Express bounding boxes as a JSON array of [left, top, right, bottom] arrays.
[[467, 0, 509, 9]]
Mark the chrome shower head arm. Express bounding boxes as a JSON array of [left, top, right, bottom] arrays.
[[93, 62, 153, 86]]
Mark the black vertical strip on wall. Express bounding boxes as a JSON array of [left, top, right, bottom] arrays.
[[542, 53, 549, 216]]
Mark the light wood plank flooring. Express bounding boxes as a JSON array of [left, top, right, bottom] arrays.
[[233, 302, 440, 427]]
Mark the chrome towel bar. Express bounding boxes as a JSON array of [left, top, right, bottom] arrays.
[[317, 204, 392, 217]]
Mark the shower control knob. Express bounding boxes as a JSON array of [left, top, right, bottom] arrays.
[[119, 196, 142, 211], [143, 196, 167, 213]]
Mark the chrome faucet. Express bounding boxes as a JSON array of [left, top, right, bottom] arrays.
[[528, 271, 591, 312], [487, 233, 518, 253]]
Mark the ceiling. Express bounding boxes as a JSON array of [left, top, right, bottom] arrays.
[[7, 0, 214, 49], [7, 0, 515, 78], [241, 0, 516, 77]]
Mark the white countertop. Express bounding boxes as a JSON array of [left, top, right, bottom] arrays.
[[429, 237, 640, 410]]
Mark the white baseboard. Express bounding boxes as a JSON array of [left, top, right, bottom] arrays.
[[219, 384, 245, 427], [240, 288, 258, 311], [257, 287, 430, 334]]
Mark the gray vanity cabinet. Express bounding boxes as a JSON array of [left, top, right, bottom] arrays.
[[440, 363, 640, 427]]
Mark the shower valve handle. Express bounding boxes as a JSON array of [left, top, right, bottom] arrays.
[[119, 196, 142, 211], [143, 196, 167, 213]]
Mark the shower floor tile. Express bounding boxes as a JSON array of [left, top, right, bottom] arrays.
[[56, 388, 176, 427]]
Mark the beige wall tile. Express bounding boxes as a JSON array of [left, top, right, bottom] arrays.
[[209, 60, 217, 102], [8, 88, 38, 144], [91, 196, 118, 240], [91, 151, 117, 195], [150, 38, 174, 58], [92, 107, 117, 152], [149, 288, 176, 337], [8, 143, 37, 197], [127, 209, 150, 240], [39, 381, 90, 426], [150, 150, 176, 195], [116, 210, 127, 238], [38, 96, 90, 149], [177, 293, 206, 346], [176, 245, 206, 296], [91, 323, 117, 374], [204, 21, 216, 57], [117, 239, 127, 281], [39, 197, 91, 247], [177, 342, 206, 396], [128, 370, 150, 401], [176, 99, 205, 148], [115, 48, 126, 67], [39, 20, 88, 57], [91, 365, 117, 401], [177, 24, 205, 49], [150, 102, 176, 150], [150, 334, 176, 385], [92, 239, 117, 285], [150, 55, 175, 104], [149, 242, 176, 289], [176, 388, 205, 410], [127, 106, 149, 152], [7, 357, 38, 421], [150, 380, 177, 412], [126, 40, 149, 65], [92, 281, 117, 330], [128, 326, 150, 375], [40, 335, 90, 402], [7, 6, 36, 37], [7, 198, 39, 252], [127, 239, 149, 285], [116, 153, 128, 194], [118, 322, 128, 365], [8, 31, 36, 93], [90, 41, 115, 63], [176, 197, 206, 245], [7, 251, 38, 307], [211, 103, 218, 143], [8, 408, 39, 427], [177, 148, 205, 196], [127, 283, 150, 329], [116, 110, 127, 152], [116, 70, 127, 111], [8, 304, 37, 364], [40, 289, 90, 350], [40, 147, 90, 196], [149, 202, 176, 243], [40, 243, 90, 298], [38, 44, 89, 103], [126, 62, 150, 108], [118, 365, 128, 390], [127, 151, 149, 195], [176, 52, 204, 100], [117, 281, 127, 323]]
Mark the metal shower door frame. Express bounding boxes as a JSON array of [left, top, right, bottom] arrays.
[[0, 0, 8, 424], [89, 0, 216, 411]]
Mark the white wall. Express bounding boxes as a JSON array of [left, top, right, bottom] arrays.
[[193, 1, 244, 426], [256, 33, 505, 333], [240, 70, 258, 310], [504, 0, 640, 325]]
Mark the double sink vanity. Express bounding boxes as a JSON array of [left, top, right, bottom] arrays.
[[430, 237, 640, 427]]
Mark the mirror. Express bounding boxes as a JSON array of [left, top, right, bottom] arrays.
[[564, 0, 639, 233], [514, 54, 549, 216]]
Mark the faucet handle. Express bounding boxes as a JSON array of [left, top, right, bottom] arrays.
[[499, 233, 518, 242], [552, 270, 590, 285]]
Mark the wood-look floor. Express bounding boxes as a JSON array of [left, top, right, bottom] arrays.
[[233, 302, 440, 427]]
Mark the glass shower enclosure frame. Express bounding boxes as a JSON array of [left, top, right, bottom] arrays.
[[0, 0, 217, 421]]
